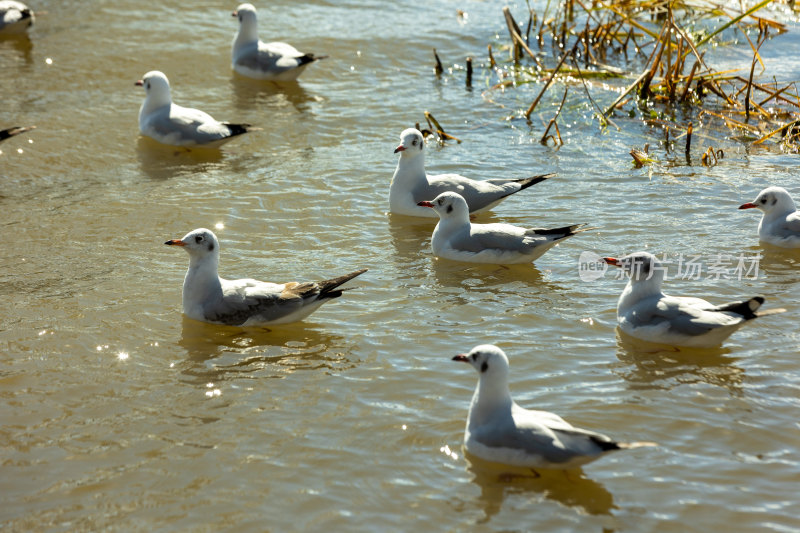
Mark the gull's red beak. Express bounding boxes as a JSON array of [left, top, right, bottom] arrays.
[[452, 354, 469, 363], [738, 202, 757, 210], [417, 201, 434, 208], [134, 80, 144, 86], [165, 239, 186, 246], [603, 257, 620, 266], [394, 144, 405, 154]]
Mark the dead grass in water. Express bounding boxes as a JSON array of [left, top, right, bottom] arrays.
[[435, 1, 800, 157]]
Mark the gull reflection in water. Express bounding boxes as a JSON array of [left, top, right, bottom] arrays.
[[463, 452, 616, 522], [135, 135, 228, 180], [614, 329, 745, 394], [0, 33, 33, 65], [230, 76, 315, 113], [387, 213, 435, 263], [176, 315, 352, 385]]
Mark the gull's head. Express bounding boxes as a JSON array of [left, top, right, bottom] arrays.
[[233, 3, 257, 27], [453, 344, 510, 381], [417, 191, 469, 220], [394, 128, 425, 156], [739, 186, 796, 215], [604, 251, 664, 284], [165, 228, 220, 259], [135, 70, 171, 103]]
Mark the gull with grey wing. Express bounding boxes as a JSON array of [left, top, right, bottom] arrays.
[[165, 228, 366, 327]]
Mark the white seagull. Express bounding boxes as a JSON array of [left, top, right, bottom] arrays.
[[136, 71, 256, 148], [604, 251, 786, 348], [453, 345, 655, 470], [390, 128, 554, 218], [231, 3, 327, 81], [418, 191, 585, 264], [738, 186, 800, 248], [0, 1, 33, 35], [165, 228, 367, 326]]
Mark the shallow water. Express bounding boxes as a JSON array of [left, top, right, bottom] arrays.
[[2, 1, 799, 531]]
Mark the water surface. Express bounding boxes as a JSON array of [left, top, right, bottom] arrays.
[[2, 1, 799, 531]]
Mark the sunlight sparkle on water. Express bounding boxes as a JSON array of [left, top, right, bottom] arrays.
[[45, 58, 52, 65], [439, 444, 458, 461], [117, 351, 129, 361], [215, 222, 224, 230]]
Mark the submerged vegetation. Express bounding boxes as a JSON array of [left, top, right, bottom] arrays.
[[437, 0, 800, 157]]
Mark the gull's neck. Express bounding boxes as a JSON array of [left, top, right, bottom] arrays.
[[140, 90, 171, 117], [467, 375, 513, 430], [391, 152, 427, 188], [233, 20, 259, 52], [432, 207, 471, 241], [762, 202, 797, 222], [182, 254, 223, 311], [618, 276, 664, 311]]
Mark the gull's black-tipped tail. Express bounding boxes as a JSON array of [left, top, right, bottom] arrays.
[[712, 296, 787, 320], [591, 434, 657, 452], [0, 125, 35, 142], [533, 223, 588, 239], [516, 172, 556, 191], [222, 123, 259, 139], [297, 53, 329, 67], [318, 269, 368, 299], [713, 296, 764, 319]]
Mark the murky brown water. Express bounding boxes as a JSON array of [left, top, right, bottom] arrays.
[[2, 1, 799, 531]]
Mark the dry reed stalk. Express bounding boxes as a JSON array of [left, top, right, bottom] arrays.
[[745, 34, 768, 119], [685, 122, 693, 157], [424, 111, 462, 143], [757, 84, 795, 107], [695, 0, 775, 48], [736, 77, 800, 107], [541, 87, 569, 145], [524, 44, 576, 120], [434, 49, 443, 76], [503, 7, 545, 69]]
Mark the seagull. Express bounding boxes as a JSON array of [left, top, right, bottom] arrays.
[[165, 228, 367, 326], [0, 125, 34, 142], [0, 1, 33, 35], [135, 71, 256, 148], [453, 344, 655, 470], [738, 186, 800, 248], [390, 128, 554, 218], [231, 3, 327, 81], [417, 191, 585, 264], [604, 251, 786, 348]]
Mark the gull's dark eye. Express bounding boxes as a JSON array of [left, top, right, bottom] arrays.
[[195, 235, 203, 243], [471, 353, 477, 360], [481, 362, 488, 373], [438, 198, 444, 205], [412, 139, 417, 146], [146, 82, 151, 90], [761, 197, 767, 203]]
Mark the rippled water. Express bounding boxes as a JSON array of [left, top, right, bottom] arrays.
[[2, 1, 799, 531]]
